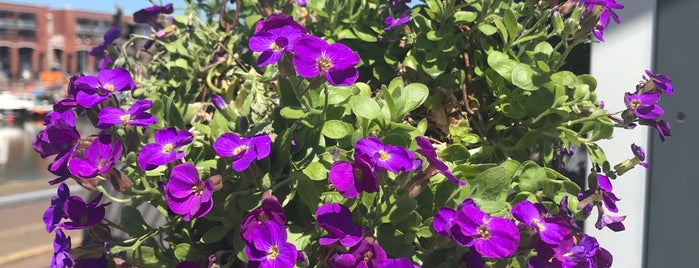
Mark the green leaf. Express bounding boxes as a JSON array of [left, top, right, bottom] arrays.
[[174, 243, 199, 261], [511, 64, 538, 91], [478, 23, 498, 36], [439, 144, 471, 163], [280, 106, 306, 120], [454, 11, 477, 23], [199, 226, 230, 244], [321, 120, 354, 139], [471, 161, 519, 200], [119, 206, 150, 237], [349, 95, 383, 120], [292, 171, 320, 210], [550, 71, 578, 87], [487, 51, 517, 80], [518, 162, 547, 192], [534, 42, 554, 56], [303, 161, 329, 181], [503, 9, 520, 43]]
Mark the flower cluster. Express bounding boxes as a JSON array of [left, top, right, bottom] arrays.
[[616, 70, 674, 141], [249, 14, 360, 86], [44, 183, 110, 267], [241, 194, 298, 267]]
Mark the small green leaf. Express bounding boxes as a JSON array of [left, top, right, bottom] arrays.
[[119, 206, 150, 237], [280, 106, 306, 119], [478, 23, 498, 36], [303, 161, 329, 181], [199, 226, 230, 244], [454, 11, 477, 23], [487, 51, 517, 80], [349, 95, 383, 120], [511, 64, 538, 91], [321, 120, 354, 139]]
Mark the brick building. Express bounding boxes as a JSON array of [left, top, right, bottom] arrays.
[[0, 2, 148, 87]]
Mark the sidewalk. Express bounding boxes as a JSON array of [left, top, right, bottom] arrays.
[[0, 179, 84, 268]]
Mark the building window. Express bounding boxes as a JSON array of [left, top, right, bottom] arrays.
[[18, 47, 34, 80], [18, 30, 35, 38], [77, 51, 88, 74]]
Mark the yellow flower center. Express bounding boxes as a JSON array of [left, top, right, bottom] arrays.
[[162, 143, 174, 154], [378, 150, 391, 161], [477, 225, 491, 239], [268, 245, 279, 259], [191, 183, 204, 196], [363, 251, 374, 262], [104, 84, 115, 92], [317, 56, 334, 71], [630, 99, 642, 109], [269, 43, 283, 52], [120, 114, 133, 124], [233, 145, 249, 156], [532, 218, 546, 232]]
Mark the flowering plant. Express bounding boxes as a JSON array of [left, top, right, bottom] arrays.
[[34, 0, 674, 267]]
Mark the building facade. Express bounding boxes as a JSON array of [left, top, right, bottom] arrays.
[[0, 2, 147, 88]]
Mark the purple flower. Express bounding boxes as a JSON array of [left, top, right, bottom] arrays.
[[315, 203, 364, 247], [624, 92, 663, 120], [384, 10, 411, 31], [294, 0, 307, 6], [60, 193, 109, 230], [511, 200, 568, 246], [249, 25, 305, 67], [211, 94, 227, 109], [355, 136, 416, 173], [97, 99, 157, 129], [240, 193, 286, 242], [245, 221, 298, 268], [631, 143, 650, 169], [97, 55, 112, 70], [74, 68, 135, 108], [584, 0, 623, 41], [165, 163, 215, 221], [642, 70, 674, 94], [51, 229, 74, 268], [578, 174, 626, 231], [450, 205, 520, 258], [67, 133, 123, 179], [213, 133, 272, 172], [254, 14, 307, 34], [137, 127, 193, 171], [415, 136, 466, 186], [328, 154, 379, 198], [43, 183, 71, 232], [292, 35, 360, 86], [134, 3, 174, 24], [33, 112, 79, 158], [433, 199, 477, 239], [89, 27, 121, 56]]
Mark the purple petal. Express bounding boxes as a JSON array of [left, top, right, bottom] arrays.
[[232, 151, 258, 172], [326, 68, 359, 86], [511, 200, 541, 227], [97, 68, 134, 92], [329, 161, 359, 198], [293, 36, 325, 78], [75, 91, 109, 108], [433, 207, 456, 237], [473, 217, 519, 258], [97, 106, 126, 128], [597, 174, 613, 193], [252, 135, 272, 160], [249, 32, 277, 52], [213, 133, 243, 157], [325, 42, 360, 70], [68, 158, 99, 178]]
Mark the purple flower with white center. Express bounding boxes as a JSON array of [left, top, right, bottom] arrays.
[[328, 154, 379, 198], [254, 14, 307, 34], [578, 174, 626, 231], [584, 0, 623, 41], [512, 200, 568, 246], [213, 133, 272, 172], [624, 92, 663, 120], [355, 136, 416, 173], [415, 136, 466, 186], [450, 204, 520, 258], [67, 133, 122, 179], [245, 221, 298, 268], [631, 143, 650, 169], [292, 35, 360, 86], [249, 25, 305, 67], [641, 70, 674, 94], [384, 10, 411, 31], [315, 203, 364, 247], [60, 193, 109, 230], [73, 68, 135, 108], [134, 3, 174, 24], [97, 99, 157, 129], [51, 228, 73, 268], [165, 163, 215, 221], [137, 127, 193, 171], [241, 193, 286, 242], [43, 183, 70, 232]]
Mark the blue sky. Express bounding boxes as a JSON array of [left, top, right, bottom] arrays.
[[3, 0, 187, 15]]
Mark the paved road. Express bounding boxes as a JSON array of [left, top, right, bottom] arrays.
[[0, 180, 84, 268]]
